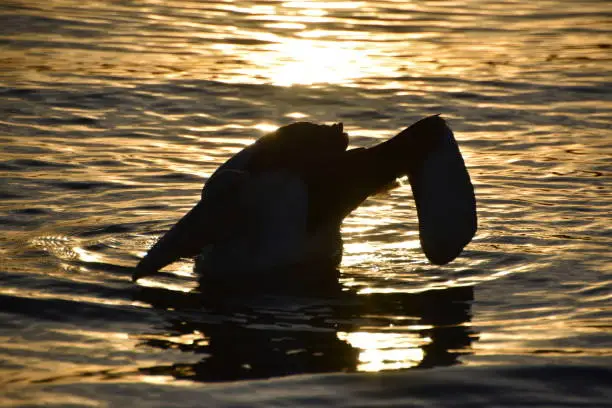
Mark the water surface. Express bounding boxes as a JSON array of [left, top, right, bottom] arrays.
[[1, 0, 611, 406]]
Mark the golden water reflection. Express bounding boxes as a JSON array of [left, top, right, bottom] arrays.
[[6, 0, 611, 88], [5, 0, 407, 86], [338, 331, 427, 371], [214, 2, 396, 86], [245, 38, 375, 86]]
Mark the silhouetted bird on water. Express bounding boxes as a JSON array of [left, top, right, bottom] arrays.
[[133, 115, 476, 293]]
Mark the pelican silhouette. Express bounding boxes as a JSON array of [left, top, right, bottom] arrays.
[[133, 115, 477, 290]]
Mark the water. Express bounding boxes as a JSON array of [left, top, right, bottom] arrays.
[[1, 0, 611, 406]]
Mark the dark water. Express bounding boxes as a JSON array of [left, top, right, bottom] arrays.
[[1, 0, 611, 406]]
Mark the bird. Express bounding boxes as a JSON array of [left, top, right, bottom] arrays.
[[133, 115, 477, 292]]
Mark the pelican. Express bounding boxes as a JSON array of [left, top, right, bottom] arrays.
[[133, 115, 477, 291]]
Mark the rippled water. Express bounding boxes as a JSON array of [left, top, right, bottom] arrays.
[[1, 0, 611, 406]]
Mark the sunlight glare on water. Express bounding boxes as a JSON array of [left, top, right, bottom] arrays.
[[338, 331, 427, 371]]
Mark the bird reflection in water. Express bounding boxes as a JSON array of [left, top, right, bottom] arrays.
[[133, 282, 476, 382]]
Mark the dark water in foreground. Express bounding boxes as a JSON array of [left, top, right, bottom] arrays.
[[1, 0, 611, 406]]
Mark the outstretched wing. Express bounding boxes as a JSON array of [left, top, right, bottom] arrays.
[[299, 115, 477, 265]]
